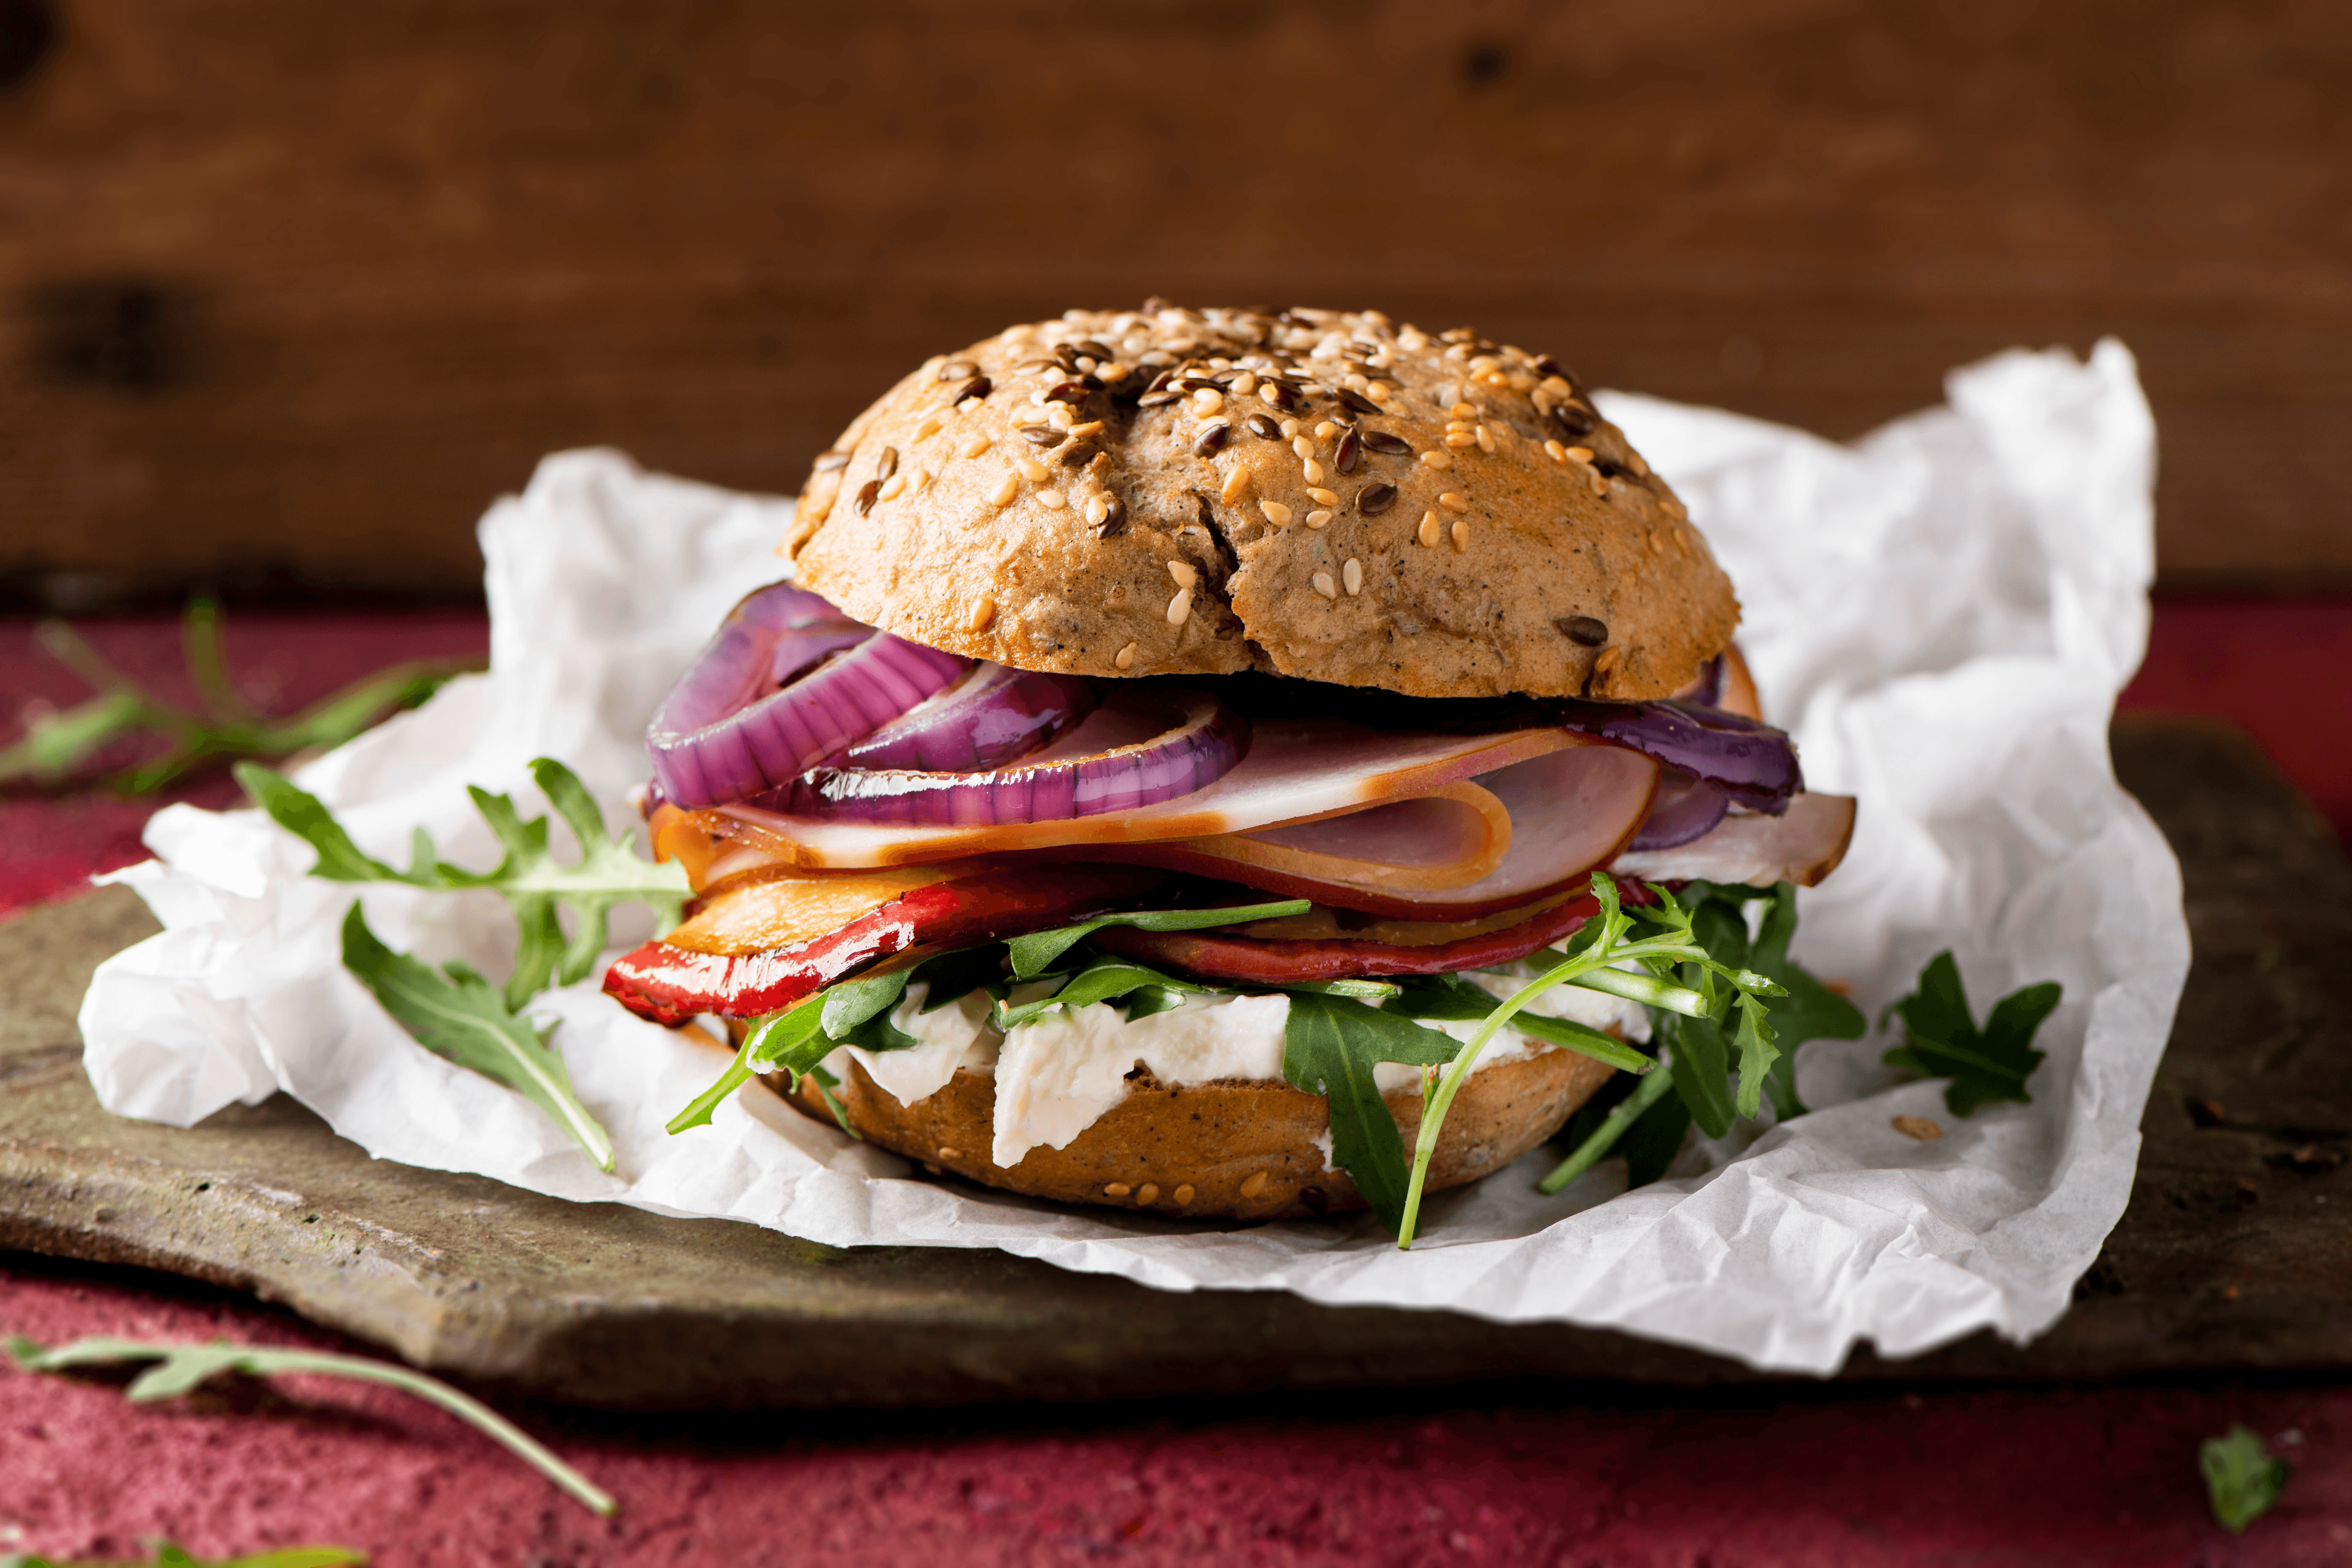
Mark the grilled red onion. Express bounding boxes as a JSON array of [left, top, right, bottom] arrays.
[[647, 582, 970, 809], [1555, 699, 1799, 813], [1627, 768, 1732, 850], [780, 688, 1248, 825], [842, 662, 1099, 773]]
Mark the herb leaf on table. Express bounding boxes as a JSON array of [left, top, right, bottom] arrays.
[[5, 1334, 615, 1518], [2201, 1424, 2289, 1533], [1883, 951, 2061, 1116]]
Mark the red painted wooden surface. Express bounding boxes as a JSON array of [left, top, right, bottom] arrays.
[[2, 603, 2348, 1564]]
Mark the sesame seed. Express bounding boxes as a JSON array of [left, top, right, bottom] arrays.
[[1292, 436, 1314, 460], [1590, 473, 1609, 497], [878, 474, 906, 501], [1311, 570, 1337, 599], [1418, 510, 1441, 547], [1167, 586, 1193, 626], [1398, 326, 1428, 351], [1085, 496, 1110, 526], [1452, 517, 1469, 551], [1476, 425, 1496, 453], [1104, 1181, 1132, 1197], [969, 595, 996, 631], [1048, 403, 1075, 430], [1366, 382, 1393, 403], [1002, 324, 1035, 342], [1343, 557, 1363, 595], [1445, 431, 1477, 448], [1437, 492, 1468, 513], [1450, 401, 1477, 419], [1018, 458, 1049, 483], [1595, 646, 1621, 675], [1314, 420, 1339, 440], [1303, 459, 1326, 484], [1258, 383, 1284, 405], [1566, 446, 1595, 463], [1308, 486, 1339, 506], [1038, 489, 1067, 509], [1420, 450, 1454, 470], [1136, 1182, 1159, 1205], [988, 472, 1019, 506], [1173, 1183, 1196, 1207], [1240, 1169, 1270, 1197], [1647, 531, 1666, 554], [1070, 420, 1104, 438], [1545, 439, 1566, 462], [1280, 418, 1301, 437], [1661, 498, 1688, 520], [914, 467, 933, 491], [1261, 500, 1294, 527], [1542, 375, 1572, 396], [1231, 371, 1258, 396], [938, 1145, 960, 1161], [916, 417, 941, 441], [1192, 388, 1224, 416], [1114, 641, 1138, 670], [964, 435, 994, 458], [1221, 467, 1251, 505], [1168, 560, 1199, 589]]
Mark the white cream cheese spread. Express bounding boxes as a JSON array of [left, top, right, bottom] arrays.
[[828, 966, 1651, 1172]]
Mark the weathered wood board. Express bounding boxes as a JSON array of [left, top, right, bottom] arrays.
[[0, 715, 2344, 1408]]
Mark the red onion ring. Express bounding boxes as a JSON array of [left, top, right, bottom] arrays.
[[842, 662, 1099, 773], [1553, 699, 1799, 813], [1627, 768, 1732, 850], [778, 688, 1248, 826], [647, 582, 970, 809]]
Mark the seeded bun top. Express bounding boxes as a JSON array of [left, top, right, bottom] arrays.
[[781, 303, 1738, 701]]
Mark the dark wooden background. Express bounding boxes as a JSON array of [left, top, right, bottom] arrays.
[[2, 0, 2346, 606]]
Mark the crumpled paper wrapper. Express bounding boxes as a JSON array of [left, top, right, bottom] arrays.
[[79, 341, 2185, 1375]]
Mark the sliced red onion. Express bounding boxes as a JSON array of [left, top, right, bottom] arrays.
[[1628, 768, 1731, 850], [779, 689, 1248, 826], [842, 663, 1099, 773], [1672, 655, 1725, 708], [1553, 699, 1800, 813], [647, 581, 970, 809]]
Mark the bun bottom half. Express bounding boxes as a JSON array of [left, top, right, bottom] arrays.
[[771, 1048, 1617, 1221]]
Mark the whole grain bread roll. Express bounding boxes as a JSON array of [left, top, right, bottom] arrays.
[[783, 303, 1737, 702], [778, 1044, 1618, 1221]]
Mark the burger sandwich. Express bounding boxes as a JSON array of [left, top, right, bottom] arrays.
[[603, 303, 1854, 1236]]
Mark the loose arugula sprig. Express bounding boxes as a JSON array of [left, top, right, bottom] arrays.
[[1394, 874, 1791, 1247], [2201, 1424, 2289, 1533], [1884, 951, 2061, 1116], [6, 1334, 615, 1518], [242, 759, 689, 1168], [0, 1545, 366, 1568], [0, 600, 476, 794]]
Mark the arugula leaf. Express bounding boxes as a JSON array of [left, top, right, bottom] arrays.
[[1, 599, 474, 795], [0, 1545, 368, 1568], [1387, 972, 1655, 1074], [340, 904, 614, 1171], [6, 1333, 612, 1519], [907, 944, 1006, 1012], [1884, 951, 2061, 1116], [1005, 898, 1311, 977], [1281, 990, 1461, 1233], [2201, 1424, 2289, 1533], [996, 956, 1208, 1031], [1660, 1008, 1737, 1139], [240, 757, 690, 1010], [1537, 1056, 1683, 1195], [665, 990, 834, 1133], [1651, 881, 1864, 1118]]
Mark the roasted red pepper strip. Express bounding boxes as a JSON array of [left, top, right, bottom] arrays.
[[603, 864, 1166, 1025]]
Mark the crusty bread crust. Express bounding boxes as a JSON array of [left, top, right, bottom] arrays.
[[774, 1046, 1618, 1220], [784, 304, 1738, 702]]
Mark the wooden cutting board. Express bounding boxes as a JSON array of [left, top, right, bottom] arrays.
[[2, 714, 2344, 1409]]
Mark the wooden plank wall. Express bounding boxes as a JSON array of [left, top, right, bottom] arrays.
[[1, 0, 2346, 603]]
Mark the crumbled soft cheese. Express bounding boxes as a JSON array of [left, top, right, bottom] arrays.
[[990, 991, 1291, 1168], [839, 983, 998, 1108]]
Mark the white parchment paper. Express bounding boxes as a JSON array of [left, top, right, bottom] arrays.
[[78, 341, 2185, 1375]]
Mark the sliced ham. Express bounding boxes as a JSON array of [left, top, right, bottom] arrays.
[[693, 718, 1587, 870], [1608, 791, 1857, 888]]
